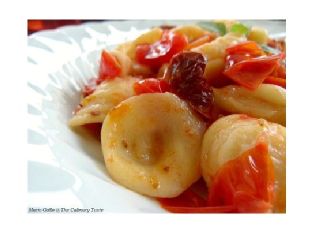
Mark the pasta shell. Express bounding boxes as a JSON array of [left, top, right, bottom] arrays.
[[201, 114, 286, 212], [68, 77, 139, 127], [172, 25, 208, 42], [213, 84, 286, 126], [248, 26, 269, 44], [101, 93, 206, 197]]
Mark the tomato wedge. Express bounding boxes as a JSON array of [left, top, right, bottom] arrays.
[[223, 41, 283, 90], [224, 54, 281, 90], [133, 78, 171, 95], [157, 140, 275, 213], [208, 140, 275, 213], [98, 50, 121, 82], [135, 31, 188, 68]]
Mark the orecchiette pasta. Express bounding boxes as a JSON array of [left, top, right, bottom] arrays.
[[201, 114, 286, 212], [213, 84, 286, 125], [101, 93, 206, 198], [68, 21, 286, 213], [115, 41, 132, 54], [191, 32, 246, 81], [247, 26, 269, 44], [68, 77, 139, 127], [172, 25, 209, 42]]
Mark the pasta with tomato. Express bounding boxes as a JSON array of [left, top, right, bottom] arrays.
[[69, 20, 286, 213]]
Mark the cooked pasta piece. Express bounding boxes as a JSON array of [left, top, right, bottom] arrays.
[[191, 32, 246, 81], [172, 25, 209, 42], [115, 41, 132, 54], [101, 93, 206, 198], [201, 114, 286, 212], [68, 77, 139, 127], [213, 84, 286, 125], [248, 26, 269, 44]]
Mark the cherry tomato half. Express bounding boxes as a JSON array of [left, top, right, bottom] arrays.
[[208, 140, 275, 213], [135, 31, 188, 68], [223, 41, 283, 90], [224, 54, 281, 90], [133, 78, 171, 95], [98, 50, 121, 82]]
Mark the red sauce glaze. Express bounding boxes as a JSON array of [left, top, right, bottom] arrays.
[[157, 178, 208, 209], [82, 123, 102, 141]]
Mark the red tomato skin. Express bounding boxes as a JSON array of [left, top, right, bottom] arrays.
[[226, 41, 264, 57], [207, 140, 275, 213], [223, 41, 283, 90], [135, 31, 188, 68], [98, 50, 121, 82], [224, 54, 281, 90], [157, 140, 275, 213], [80, 51, 122, 99], [133, 78, 171, 95]]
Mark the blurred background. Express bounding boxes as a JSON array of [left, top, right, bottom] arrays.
[[28, 19, 285, 35], [28, 20, 105, 35]]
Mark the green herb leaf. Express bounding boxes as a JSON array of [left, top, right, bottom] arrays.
[[260, 44, 281, 55], [230, 23, 249, 35], [198, 21, 226, 36]]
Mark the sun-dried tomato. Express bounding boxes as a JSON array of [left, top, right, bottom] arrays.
[[167, 52, 214, 119]]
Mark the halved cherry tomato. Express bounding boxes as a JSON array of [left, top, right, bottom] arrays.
[[98, 50, 121, 82], [223, 41, 283, 90], [224, 54, 281, 90], [133, 78, 171, 95], [135, 31, 188, 68], [208, 140, 275, 213], [263, 76, 286, 88], [158, 140, 275, 213]]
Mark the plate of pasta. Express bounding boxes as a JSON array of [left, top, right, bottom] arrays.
[[28, 20, 286, 213]]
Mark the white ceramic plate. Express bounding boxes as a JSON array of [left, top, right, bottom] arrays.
[[27, 20, 285, 213]]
